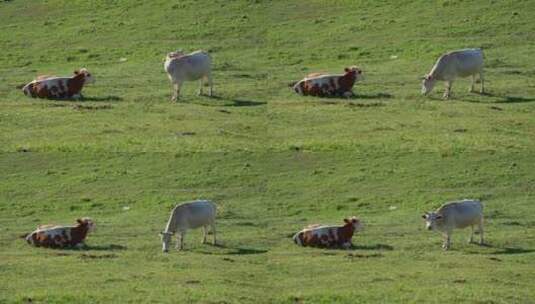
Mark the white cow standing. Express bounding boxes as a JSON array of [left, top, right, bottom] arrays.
[[164, 50, 213, 102], [422, 199, 484, 250], [421, 48, 484, 99], [160, 200, 217, 252]]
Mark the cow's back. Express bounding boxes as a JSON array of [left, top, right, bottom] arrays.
[[432, 49, 483, 80], [26, 226, 71, 248], [173, 200, 216, 229], [165, 51, 211, 81], [438, 200, 483, 228]]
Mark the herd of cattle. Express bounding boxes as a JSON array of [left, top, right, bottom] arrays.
[[24, 198, 485, 252], [20, 47, 487, 252], [20, 48, 485, 100]]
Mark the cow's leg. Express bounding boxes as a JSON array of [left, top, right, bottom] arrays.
[[468, 225, 474, 243], [207, 73, 213, 97], [479, 71, 485, 94], [176, 231, 185, 250], [443, 81, 452, 99], [470, 75, 476, 92], [198, 78, 204, 96], [210, 222, 217, 245], [442, 232, 451, 250], [172, 84, 181, 102], [478, 217, 485, 245], [202, 226, 207, 244]]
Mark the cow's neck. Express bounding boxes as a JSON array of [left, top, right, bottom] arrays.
[[67, 73, 85, 95], [337, 223, 354, 240], [70, 224, 88, 243]]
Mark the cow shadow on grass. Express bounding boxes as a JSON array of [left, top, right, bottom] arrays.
[[82, 95, 123, 102], [351, 92, 393, 100], [491, 246, 535, 255], [61, 244, 127, 251], [457, 92, 535, 104], [197, 95, 266, 107], [196, 243, 268, 255], [351, 243, 394, 251]]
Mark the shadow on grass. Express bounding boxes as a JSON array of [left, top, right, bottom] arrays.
[[61, 244, 127, 251], [491, 247, 535, 255], [197, 95, 266, 107], [199, 243, 268, 255], [352, 92, 393, 99], [82, 95, 123, 102], [459, 92, 535, 104], [351, 243, 394, 251]]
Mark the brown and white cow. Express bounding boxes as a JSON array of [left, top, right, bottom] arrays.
[[25, 218, 96, 249], [22, 68, 95, 100], [293, 217, 362, 249], [293, 66, 363, 98]]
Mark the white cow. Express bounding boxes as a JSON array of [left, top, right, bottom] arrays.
[[164, 50, 213, 101], [160, 200, 217, 252], [422, 199, 484, 250], [421, 48, 484, 99]]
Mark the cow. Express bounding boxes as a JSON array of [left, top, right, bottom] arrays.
[[421, 48, 484, 99], [22, 68, 95, 100], [160, 200, 217, 252], [25, 218, 96, 249], [292, 66, 363, 98], [422, 199, 484, 250], [164, 50, 213, 102], [293, 217, 362, 249]]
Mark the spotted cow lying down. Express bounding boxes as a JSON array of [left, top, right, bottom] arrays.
[[292, 66, 363, 97], [25, 218, 96, 249], [293, 217, 362, 249], [22, 68, 95, 100]]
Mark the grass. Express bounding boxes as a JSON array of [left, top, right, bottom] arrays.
[[1, 0, 535, 303]]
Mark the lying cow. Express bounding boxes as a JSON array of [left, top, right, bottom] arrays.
[[25, 218, 96, 249], [293, 66, 363, 98], [422, 199, 484, 250], [160, 200, 217, 252], [22, 68, 95, 100], [293, 217, 362, 249], [164, 50, 213, 102], [421, 48, 484, 99]]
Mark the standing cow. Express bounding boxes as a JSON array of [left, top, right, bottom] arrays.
[[25, 218, 96, 249], [160, 200, 217, 252], [293, 217, 362, 249], [22, 68, 95, 100], [293, 66, 364, 98], [422, 199, 484, 250], [164, 50, 213, 102], [421, 48, 484, 99]]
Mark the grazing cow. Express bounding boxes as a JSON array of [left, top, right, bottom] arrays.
[[160, 200, 217, 252], [421, 48, 484, 99], [22, 68, 95, 100], [164, 50, 213, 101], [293, 217, 362, 249], [25, 218, 96, 249], [422, 199, 484, 250], [293, 66, 363, 98]]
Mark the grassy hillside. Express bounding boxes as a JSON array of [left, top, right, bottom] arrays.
[[1, 0, 534, 303]]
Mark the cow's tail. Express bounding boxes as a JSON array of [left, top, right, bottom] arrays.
[[21, 82, 34, 97], [292, 231, 304, 246]]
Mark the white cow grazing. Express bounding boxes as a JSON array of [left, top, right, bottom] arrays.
[[421, 48, 484, 99], [422, 199, 484, 250], [164, 50, 213, 102], [160, 200, 217, 252]]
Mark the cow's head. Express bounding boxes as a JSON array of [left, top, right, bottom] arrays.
[[74, 68, 95, 84], [76, 217, 96, 233], [422, 212, 443, 231], [159, 231, 173, 253], [343, 216, 362, 232], [344, 66, 364, 81], [421, 74, 435, 95], [166, 50, 185, 60]]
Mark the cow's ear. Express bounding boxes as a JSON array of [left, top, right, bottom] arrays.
[[74, 70, 79, 75], [421, 214, 427, 219], [436, 215, 443, 220], [344, 67, 350, 72], [343, 218, 350, 224], [76, 218, 83, 224]]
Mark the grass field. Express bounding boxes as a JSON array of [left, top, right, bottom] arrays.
[[1, 0, 535, 303]]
